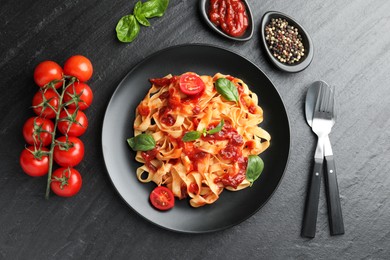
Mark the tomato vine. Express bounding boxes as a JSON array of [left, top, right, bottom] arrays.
[[20, 56, 93, 198]]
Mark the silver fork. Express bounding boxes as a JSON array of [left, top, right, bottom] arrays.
[[322, 87, 345, 236], [302, 84, 342, 238]]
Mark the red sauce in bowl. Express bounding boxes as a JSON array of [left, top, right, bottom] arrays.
[[209, 0, 249, 37]]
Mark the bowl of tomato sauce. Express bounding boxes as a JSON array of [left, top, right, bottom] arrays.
[[199, 0, 254, 41]]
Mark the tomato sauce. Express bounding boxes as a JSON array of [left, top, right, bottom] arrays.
[[186, 148, 207, 172], [216, 156, 247, 189], [209, 0, 249, 37], [154, 75, 204, 126], [137, 103, 150, 117], [141, 148, 158, 172], [159, 106, 175, 126], [176, 138, 207, 172], [202, 123, 247, 188]]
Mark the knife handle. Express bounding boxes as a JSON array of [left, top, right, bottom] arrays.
[[301, 158, 323, 238], [324, 155, 345, 235]]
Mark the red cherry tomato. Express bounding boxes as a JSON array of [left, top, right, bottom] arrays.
[[23, 117, 54, 146], [57, 108, 88, 137], [50, 167, 82, 197], [32, 89, 60, 119], [33, 61, 63, 88], [149, 186, 175, 211], [63, 82, 93, 110], [179, 72, 205, 96], [19, 146, 49, 177], [53, 136, 84, 167], [63, 55, 93, 82]]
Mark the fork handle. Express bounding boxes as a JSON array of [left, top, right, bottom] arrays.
[[301, 158, 323, 238], [324, 155, 345, 235]]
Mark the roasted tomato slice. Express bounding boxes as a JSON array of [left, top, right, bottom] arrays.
[[179, 72, 205, 96], [149, 186, 175, 211]]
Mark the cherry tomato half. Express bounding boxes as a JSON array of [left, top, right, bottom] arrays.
[[50, 167, 82, 197], [179, 72, 205, 96], [149, 186, 175, 211], [33, 61, 63, 88], [23, 117, 54, 146], [32, 89, 60, 119], [63, 55, 93, 82], [57, 108, 88, 137], [53, 136, 84, 167], [63, 82, 93, 110], [19, 146, 49, 177]]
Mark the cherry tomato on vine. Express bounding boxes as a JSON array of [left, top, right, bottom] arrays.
[[33, 61, 63, 88], [23, 117, 54, 146], [53, 136, 85, 167], [57, 108, 88, 137], [149, 186, 175, 211], [63, 82, 93, 110], [19, 146, 49, 177], [32, 89, 60, 119], [50, 167, 82, 197], [179, 72, 205, 96], [63, 55, 93, 82]]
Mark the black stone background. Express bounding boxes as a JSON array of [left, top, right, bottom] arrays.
[[1, 0, 390, 259]]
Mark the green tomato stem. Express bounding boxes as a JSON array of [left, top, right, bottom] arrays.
[[45, 77, 76, 199]]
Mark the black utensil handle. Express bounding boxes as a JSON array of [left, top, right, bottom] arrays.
[[324, 155, 345, 235], [301, 158, 323, 238]]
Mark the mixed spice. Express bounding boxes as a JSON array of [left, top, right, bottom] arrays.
[[265, 18, 305, 64]]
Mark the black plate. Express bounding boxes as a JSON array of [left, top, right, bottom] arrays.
[[102, 44, 290, 233]]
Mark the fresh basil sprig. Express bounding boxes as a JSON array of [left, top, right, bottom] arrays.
[[246, 155, 264, 186], [127, 133, 156, 151], [116, 15, 140, 43], [182, 131, 202, 142], [116, 0, 169, 43], [138, 0, 169, 18], [182, 120, 225, 142], [215, 78, 239, 103], [205, 119, 225, 135], [134, 2, 150, 26]]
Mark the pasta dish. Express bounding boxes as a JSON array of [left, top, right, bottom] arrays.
[[130, 72, 271, 208]]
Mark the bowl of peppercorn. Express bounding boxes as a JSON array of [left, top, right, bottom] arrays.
[[260, 11, 313, 73]]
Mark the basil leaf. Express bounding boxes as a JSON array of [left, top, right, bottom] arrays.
[[246, 155, 264, 186], [116, 14, 140, 43], [140, 0, 169, 18], [127, 134, 156, 151], [207, 119, 225, 135], [182, 131, 201, 142], [134, 1, 150, 26], [215, 78, 239, 102]]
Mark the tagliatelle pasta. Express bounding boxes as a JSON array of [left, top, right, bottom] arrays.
[[132, 72, 271, 207]]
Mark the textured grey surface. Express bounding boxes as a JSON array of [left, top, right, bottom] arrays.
[[1, 0, 390, 259]]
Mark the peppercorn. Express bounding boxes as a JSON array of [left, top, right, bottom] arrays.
[[265, 18, 305, 64]]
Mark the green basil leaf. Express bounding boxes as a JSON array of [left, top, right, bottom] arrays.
[[116, 14, 140, 43], [182, 131, 201, 142], [246, 155, 264, 186], [215, 78, 239, 102], [127, 134, 156, 151], [207, 119, 225, 135], [140, 0, 169, 18], [134, 1, 150, 26]]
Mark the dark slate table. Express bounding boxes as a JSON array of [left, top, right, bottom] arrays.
[[1, 0, 390, 259]]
